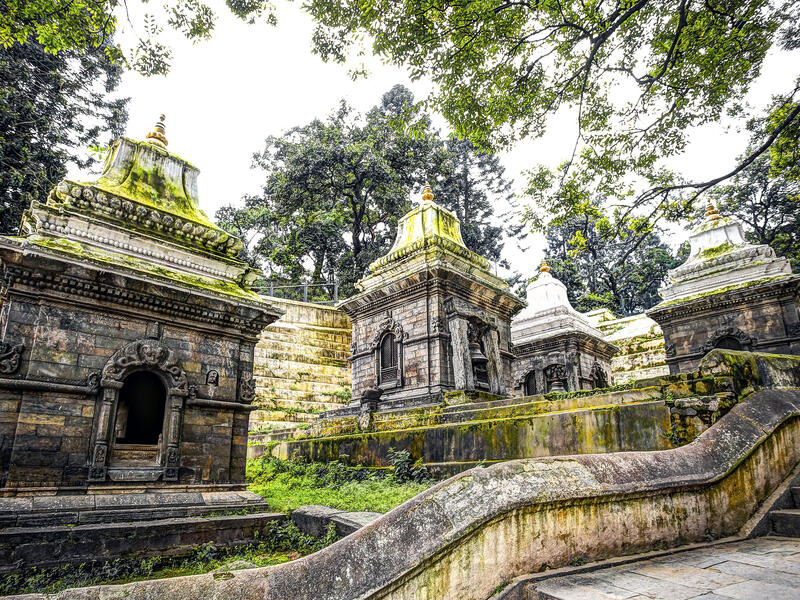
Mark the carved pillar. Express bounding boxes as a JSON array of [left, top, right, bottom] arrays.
[[88, 387, 116, 482], [448, 316, 473, 390], [164, 394, 184, 481], [481, 328, 504, 395], [533, 359, 546, 395]]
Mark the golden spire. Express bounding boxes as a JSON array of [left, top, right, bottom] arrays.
[[539, 258, 550, 273], [421, 182, 434, 203], [704, 200, 721, 222], [146, 114, 168, 149]]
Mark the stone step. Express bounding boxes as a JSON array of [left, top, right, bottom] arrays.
[[257, 345, 350, 362], [255, 368, 350, 386], [253, 396, 348, 412], [256, 378, 349, 396], [256, 329, 350, 352], [256, 337, 351, 357], [771, 509, 800, 537]]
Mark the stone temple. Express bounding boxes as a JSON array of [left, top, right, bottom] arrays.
[[648, 202, 800, 373], [511, 260, 617, 395], [0, 117, 282, 515], [338, 185, 523, 411]]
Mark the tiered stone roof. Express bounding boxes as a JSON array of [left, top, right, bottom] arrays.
[[13, 116, 268, 305]]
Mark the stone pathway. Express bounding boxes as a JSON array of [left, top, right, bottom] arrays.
[[532, 537, 800, 599]]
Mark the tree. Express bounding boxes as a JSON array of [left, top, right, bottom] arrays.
[[0, 0, 277, 76], [216, 86, 521, 297], [433, 137, 522, 266], [217, 86, 437, 296], [0, 39, 128, 233], [303, 0, 800, 249], [707, 154, 800, 271], [544, 211, 686, 315]]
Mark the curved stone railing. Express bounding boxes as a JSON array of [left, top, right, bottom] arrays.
[[28, 386, 800, 600]]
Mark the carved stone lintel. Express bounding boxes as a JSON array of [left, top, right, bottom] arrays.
[[0, 342, 24, 374], [101, 339, 188, 394], [700, 327, 754, 353], [369, 314, 406, 350]]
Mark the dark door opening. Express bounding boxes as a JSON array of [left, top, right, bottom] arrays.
[[115, 371, 166, 445], [525, 372, 537, 396], [714, 336, 743, 351]]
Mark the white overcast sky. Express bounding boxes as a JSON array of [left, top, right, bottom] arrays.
[[69, 1, 800, 279]]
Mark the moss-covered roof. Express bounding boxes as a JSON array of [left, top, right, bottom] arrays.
[[29, 236, 263, 302]]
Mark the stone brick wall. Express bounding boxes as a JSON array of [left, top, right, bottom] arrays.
[[250, 298, 351, 432], [349, 291, 439, 403], [0, 293, 255, 489]]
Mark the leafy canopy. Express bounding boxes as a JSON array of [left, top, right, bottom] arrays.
[[216, 86, 521, 297], [0, 39, 128, 233], [0, 0, 278, 76], [303, 0, 800, 244]]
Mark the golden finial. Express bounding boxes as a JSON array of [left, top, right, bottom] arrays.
[[146, 114, 168, 149], [421, 182, 434, 203], [704, 201, 721, 222], [540, 259, 550, 273]]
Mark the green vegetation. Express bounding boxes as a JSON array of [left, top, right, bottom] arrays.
[[31, 237, 260, 301], [246, 453, 434, 513], [215, 85, 522, 295], [0, 521, 337, 597], [699, 241, 736, 260]]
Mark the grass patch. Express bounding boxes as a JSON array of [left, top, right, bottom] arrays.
[[0, 521, 338, 597], [246, 452, 436, 513]]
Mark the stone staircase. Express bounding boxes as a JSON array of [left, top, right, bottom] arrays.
[[250, 297, 352, 435], [769, 484, 800, 536]]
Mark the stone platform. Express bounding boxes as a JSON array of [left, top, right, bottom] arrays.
[[527, 537, 800, 599], [0, 490, 281, 571]]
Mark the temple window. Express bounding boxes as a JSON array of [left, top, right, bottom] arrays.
[[379, 333, 399, 385], [115, 371, 167, 445]]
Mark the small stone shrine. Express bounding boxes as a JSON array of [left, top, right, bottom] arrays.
[[0, 116, 282, 495], [338, 185, 524, 409], [511, 260, 617, 394], [648, 202, 800, 374]]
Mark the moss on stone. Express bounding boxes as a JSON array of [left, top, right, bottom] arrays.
[[30, 237, 262, 302], [698, 241, 736, 260], [655, 275, 791, 308]]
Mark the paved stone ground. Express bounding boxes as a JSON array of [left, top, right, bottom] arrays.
[[533, 537, 800, 599]]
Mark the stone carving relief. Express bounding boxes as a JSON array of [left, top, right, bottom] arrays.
[[101, 339, 188, 393], [590, 361, 609, 389], [0, 342, 24, 374], [369, 312, 407, 350], [544, 364, 568, 390], [239, 375, 256, 403], [206, 370, 219, 386]]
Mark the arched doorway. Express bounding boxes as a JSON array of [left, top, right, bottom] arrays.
[[714, 336, 743, 351], [524, 371, 537, 396], [114, 371, 166, 445]]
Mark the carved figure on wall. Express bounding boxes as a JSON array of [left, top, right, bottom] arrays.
[[0, 342, 24, 374], [700, 327, 754, 353], [544, 363, 568, 392], [239, 376, 256, 403], [590, 361, 609, 389], [206, 370, 219, 386], [101, 339, 187, 393]]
